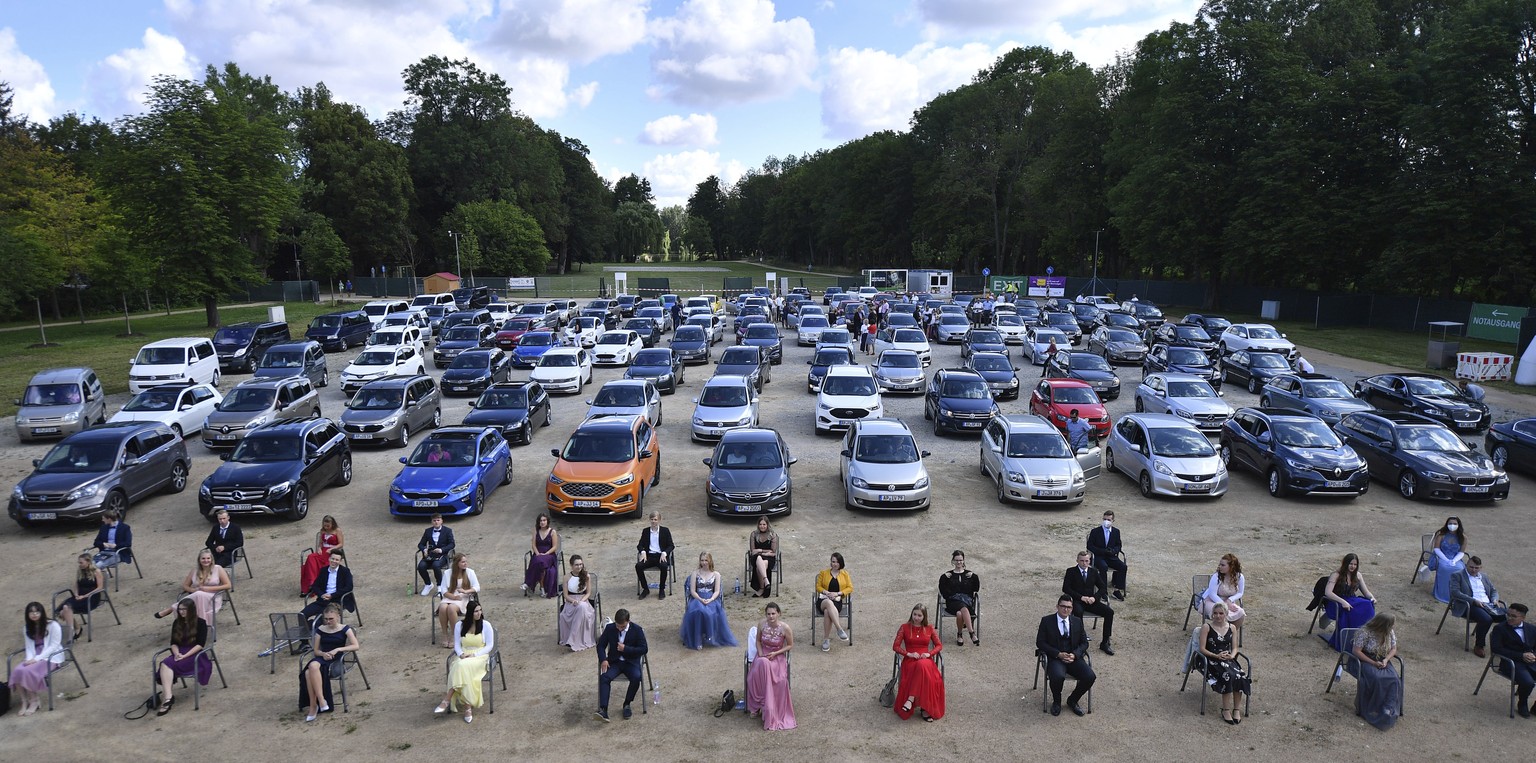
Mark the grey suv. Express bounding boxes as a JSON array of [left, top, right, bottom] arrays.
[[9, 421, 189, 527], [253, 340, 328, 388], [202, 377, 321, 449], [339, 375, 442, 448]]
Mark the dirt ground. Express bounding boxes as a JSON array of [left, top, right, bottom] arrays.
[[1, 322, 1531, 761]]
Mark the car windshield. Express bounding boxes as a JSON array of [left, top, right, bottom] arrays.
[[800, 317, 829, 328], [136, 347, 187, 365], [1006, 433, 1072, 459], [36, 441, 118, 473], [969, 331, 1003, 343], [701, 385, 750, 406], [821, 330, 851, 343], [122, 388, 181, 412], [1273, 419, 1343, 448], [1034, 331, 1067, 344], [624, 321, 653, 332], [219, 388, 276, 412], [639, 309, 663, 318], [311, 316, 343, 329], [1150, 428, 1216, 457], [363, 304, 390, 317], [349, 389, 403, 410], [880, 353, 921, 369], [1105, 330, 1140, 343], [1174, 326, 1211, 340], [633, 350, 671, 366], [520, 334, 555, 347], [597, 333, 629, 346], [1073, 306, 1100, 319], [214, 327, 254, 344], [1051, 386, 1099, 405], [1132, 304, 1163, 318], [573, 318, 598, 330], [716, 441, 783, 469], [1106, 313, 1137, 327], [855, 434, 919, 463], [1397, 425, 1470, 452], [1406, 377, 1461, 397], [1301, 380, 1353, 399], [746, 325, 778, 339], [1046, 315, 1075, 327], [1202, 317, 1232, 331], [517, 305, 545, 315], [972, 356, 1013, 372], [1249, 353, 1289, 369], [939, 315, 968, 325], [996, 315, 1024, 326], [720, 349, 758, 365], [476, 389, 527, 409], [423, 306, 450, 318], [674, 328, 706, 342], [369, 332, 404, 345], [823, 375, 877, 396], [942, 380, 991, 399], [813, 350, 851, 366], [539, 354, 579, 368], [444, 327, 480, 341], [355, 350, 397, 366], [594, 385, 645, 406], [22, 383, 82, 406], [230, 435, 302, 463], [1167, 381, 1217, 398], [450, 353, 492, 370], [260, 352, 303, 369], [1069, 354, 1112, 372], [1247, 326, 1282, 340], [383, 316, 411, 326], [409, 439, 477, 466], [560, 431, 635, 463], [1167, 349, 1210, 367]]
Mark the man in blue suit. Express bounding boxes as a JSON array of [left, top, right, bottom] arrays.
[[595, 608, 648, 721], [92, 510, 132, 566], [1491, 603, 1536, 718]]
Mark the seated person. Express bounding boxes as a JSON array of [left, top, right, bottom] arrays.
[[91, 510, 133, 566], [1491, 603, 1535, 718], [425, 443, 450, 463], [1036, 594, 1095, 716], [1063, 551, 1115, 655], [938, 550, 980, 646], [300, 550, 354, 624], [1450, 557, 1505, 658], [1085, 510, 1126, 601], [203, 509, 245, 569], [595, 609, 648, 722], [634, 511, 674, 600]]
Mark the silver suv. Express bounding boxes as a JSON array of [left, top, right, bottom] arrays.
[[202, 377, 321, 449], [690, 375, 759, 443], [839, 418, 931, 511], [339, 375, 442, 448], [9, 421, 189, 526]]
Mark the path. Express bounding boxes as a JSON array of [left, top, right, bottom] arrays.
[[0, 302, 281, 333]]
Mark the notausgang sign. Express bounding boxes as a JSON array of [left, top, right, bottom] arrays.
[[1468, 303, 1528, 343]]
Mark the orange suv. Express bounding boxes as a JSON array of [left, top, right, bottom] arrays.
[[546, 414, 661, 517]]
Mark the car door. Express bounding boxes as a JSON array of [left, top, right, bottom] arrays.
[[1341, 417, 1388, 477], [295, 379, 319, 417], [1266, 377, 1298, 411], [304, 424, 338, 488], [645, 382, 662, 424], [1509, 420, 1536, 472], [635, 420, 658, 483], [117, 432, 157, 501], [981, 419, 1006, 483], [1140, 376, 1166, 413], [1225, 351, 1249, 386], [529, 383, 550, 425], [1028, 381, 1050, 418]]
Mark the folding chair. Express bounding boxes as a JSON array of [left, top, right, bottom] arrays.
[[597, 654, 657, 715], [1182, 574, 1207, 632], [52, 586, 118, 643], [741, 626, 791, 713], [6, 629, 88, 711], [446, 648, 507, 714], [265, 612, 314, 674], [89, 546, 141, 592], [744, 549, 784, 597], [935, 590, 980, 642], [1435, 601, 1475, 652], [431, 592, 480, 645], [554, 573, 602, 644], [314, 637, 369, 713], [810, 591, 853, 646], [224, 546, 253, 581], [1409, 534, 1434, 584], [1472, 650, 1520, 719], [521, 549, 565, 598], [1031, 648, 1093, 713], [150, 628, 227, 711], [1305, 576, 1330, 634], [1179, 642, 1253, 716], [1324, 627, 1406, 717], [1091, 549, 1128, 595]]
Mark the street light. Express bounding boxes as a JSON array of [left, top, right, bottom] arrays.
[[447, 230, 463, 279], [1089, 229, 1105, 296]]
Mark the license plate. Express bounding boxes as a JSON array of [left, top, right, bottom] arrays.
[[1035, 489, 1066, 497], [31, 427, 59, 434], [28, 512, 56, 520], [962, 421, 983, 428], [710, 429, 724, 436], [214, 435, 238, 441], [734, 505, 756, 513], [1182, 484, 1212, 493], [412, 500, 439, 507], [450, 385, 467, 391], [1457, 421, 1477, 429], [1325, 480, 1352, 488], [573, 500, 600, 508], [879, 494, 901, 501], [352, 432, 374, 439], [1464, 486, 1489, 493], [222, 504, 252, 511]]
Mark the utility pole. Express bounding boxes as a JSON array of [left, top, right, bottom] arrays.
[[448, 230, 463, 279], [1089, 229, 1105, 296]]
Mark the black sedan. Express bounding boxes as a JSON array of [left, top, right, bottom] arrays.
[[1485, 418, 1536, 475], [740, 323, 784, 364], [715, 345, 770, 393], [1220, 408, 1369, 497], [622, 318, 661, 348], [1097, 310, 1142, 332], [462, 381, 552, 445], [1046, 351, 1121, 400], [1353, 373, 1490, 433], [1143, 344, 1221, 389], [1087, 327, 1148, 365], [1334, 410, 1508, 501], [960, 329, 1009, 360], [703, 428, 796, 517], [1219, 350, 1291, 394], [1151, 323, 1219, 356], [439, 348, 512, 396], [624, 348, 685, 394], [807, 346, 857, 393], [669, 326, 712, 365], [1181, 313, 1232, 335]]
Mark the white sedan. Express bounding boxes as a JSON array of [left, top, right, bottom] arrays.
[[484, 302, 516, 328], [530, 347, 594, 393], [593, 330, 645, 366], [872, 327, 933, 366], [367, 325, 427, 353], [796, 315, 831, 345], [564, 317, 603, 348], [109, 382, 223, 438], [992, 313, 1030, 344], [1023, 328, 1072, 365], [340, 345, 427, 394]]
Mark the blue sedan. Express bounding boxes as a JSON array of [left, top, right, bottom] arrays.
[[389, 427, 512, 516]]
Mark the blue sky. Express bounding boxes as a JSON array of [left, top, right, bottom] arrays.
[[1, 0, 1199, 207]]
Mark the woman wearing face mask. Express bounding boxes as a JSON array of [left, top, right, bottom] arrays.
[[1426, 517, 1466, 604], [938, 550, 980, 646]]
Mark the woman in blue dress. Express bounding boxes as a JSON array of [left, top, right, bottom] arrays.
[[1351, 613, 1402, 730], [680, 552, 737, 650], [1321, 553, 1376, 651], [1426, 517, 1466, 604]]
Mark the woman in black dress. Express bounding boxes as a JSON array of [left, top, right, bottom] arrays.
[[54, 553, 106, 641], [300, 604, 359, 722], [1198, 602, 1250, 724], [938, 550, 979, 645], [748, 518, 779, 597]]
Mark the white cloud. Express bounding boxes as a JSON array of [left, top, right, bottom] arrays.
[[821, 41, 1016, 138], [642, 149, 745, 207], [648, 0, 817, 106], [914, 0, 1192, 36], [639, 113, 718, 146], [0, 28, 57, 121], [1041, 4, 1200, 67], [485, 0, 649, 62], [85, 28, 198, 118]]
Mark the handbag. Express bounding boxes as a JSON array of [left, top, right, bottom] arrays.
[[878, 675, 899, 708], [714, 689, 736, 718]]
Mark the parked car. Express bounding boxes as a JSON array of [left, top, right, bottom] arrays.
[[409, 293, 457, 310], [622, 318, 662, 348], [1142, 344, 1221, 389], [339, 374, 441, 448], [441, 348, 513, 396], [442, 309, 494, 335], [129, 338, 220, 393], [486, 302, 518, 328], [564, 317, 603, 348], [389, 426, 512, 517], [961, 329, 1009, 361], [714, 346, 770, 392], [253, 341, 328, 388], [1118, 301, 1165, 328], [10, 422, 190, 526], [1134, 373, 1232, 433], [199, 418, 351, 520], [625, 348, 685, 393], [201, 377, 321, 450], [545, 414, 660, 517], [1353, 372, 1491, 433], [491, 318, 537, 350], [814, 327, 857, 356], [1096, 310, 1143, 332], [213, 321, 291, 373], [1040, 312, 1083, 345], [992, 313, 1031, 344], [1086, 327, 1149, 366], [691, 375, 760, 443], [670, 326, 712, 365], [739, 324, 784, 364], [1069, 303, 1102, 334], [594, 330, 645, 367], [368, 325, 428, 354], [816, 366, 884, 434], [614, 294, 639, 317], [511, 331, 560, 368], [686, 314, 724, 344], [340, 345, 427, 395], [1104, 413, 1228, 498], [1485, 418, 1536, 475], [1181, 313, 1233, 336], [14, 367, 106, 441], [703, 428, 795, 517], [529, 347, 595, 394], [839, 418, 931, 511], [1028, 378, 1111, 440], [1022, 327, 1071, 365], [1219, 350, 1291, 393], [980, 414, 1100, 505], [109, 382, 222, 437], [964, 351, 1021, 400], [587, 379, 662, 425], [823, 287, 845, 305], [1218, 323, 1297, 360], [1258, 373, 1372, 424], [872, 350, 926, 394], [1334, 411, 1508, 501], [1219, 407, 1369, 497], [462, 381, 551, 446], [807, 346, 857, 393], [362, 299, 410, 329], [930, 313, 971, 343], [795, 315, 831, 346], [433, 324, 494, 368], [1045, 351, 1122, 400], [1151, 323, 1219, 357], [924, 368, 998, 436]]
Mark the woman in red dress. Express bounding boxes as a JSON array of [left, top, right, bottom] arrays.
[[892, 602, 945, 721], [300, 515, 343, 594]]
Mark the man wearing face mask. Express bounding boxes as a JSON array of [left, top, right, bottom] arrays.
[[1085, 511, 1126, 602]]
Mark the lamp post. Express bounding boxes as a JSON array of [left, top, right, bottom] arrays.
[[448, 230, 463, 279], [1089, 229, 1105, 296]]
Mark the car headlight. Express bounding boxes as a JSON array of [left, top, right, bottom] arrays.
[[1008, 378, 1019, 387], [1421, 470, 1451, 481], [770, 481, 789, 497], [449, 481, 475, 495], [708, 482, 726, 496], [1174, 409, 1193, 418], [233, 348, 247, 356], [199, 482, 211, 497], [1154, 461, 1174, 475], [693, 416, 705, 425], [269, 480, 293, 497], [1421, 406, 1443, 417], [613, 475, 634, 487], [818, 403, 831, 411], [1073, 473, 1086, 485], [246, 415, 271, 429], [1285, 458, 1311, 471], [914, 477, 929, 490], [547, 474, 565, 485], [65, 483, 101, 502], [735, 416, 753, 426], [1215, 463, 1227, 477], [390, 484, 404, 495], [60, 411, 80, 423], [12, 484, 25, 500], [1495, 474, 1509, 484], [851, 477, 870, 489], [380, 417, 400, 429], [1006, 471, 1026, 484]]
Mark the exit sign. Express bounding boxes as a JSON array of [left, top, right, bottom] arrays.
[[1468, 303, 1528, 343]]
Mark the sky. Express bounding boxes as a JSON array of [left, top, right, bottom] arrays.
[[0, 0, 1201, 207]]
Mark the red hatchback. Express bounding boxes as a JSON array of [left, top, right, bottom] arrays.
[[1028, 378, 1111, 439], [494, 318, 539, 350]]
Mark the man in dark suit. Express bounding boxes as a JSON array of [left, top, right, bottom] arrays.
[[415, 513, 456, 596], [595, 608, 648, 721], [300, 549, 354, 623], [203, 509, 245, 568], [91, 509, 132, 566], [1036, 594, 1096, 716], [1063, 550, 1115, 655], [1491, 603, 1536, 717], [634, 511, 675, 600], [1450, 556, 1504, 658], [1086, 509, 1127, 601]]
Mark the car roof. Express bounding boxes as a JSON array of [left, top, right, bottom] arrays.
[[425, 426, 494, 438], [358, 375, 426, 390], [1244, 407, 1322, 422], [1156, 373, 1210, 383], [66, 421, 167, 442], [824, 365, 875, 378], [250, 418, 329, 436], [267, 340, 321, 353], [141, 336, 210, 348], [704, 374, 752, 387], [717, 427, 780, 444], [543, 347, 583, 356], [572, 414, 642, 432], [852, 418, 914, 436], [29, 367, 94, 384], [970, 351, 1010, 361], [1371, 410, 1444, 425], [1127, 412, 1201, 429], [997, 414, 1059, 433], [936, 367, 985, 380], [230, 377, 303, 390], [600, 379, 648, 389], [1041, 377, 1092, 388], [365, 299, 407, 306]]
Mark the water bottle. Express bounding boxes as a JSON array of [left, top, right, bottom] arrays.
[[652, 683, 661, 706], [734, 576, 742, 595]]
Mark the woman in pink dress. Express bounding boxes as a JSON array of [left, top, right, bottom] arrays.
[[9, 602, 64, 716], [156, 550, 231, 625], [746, 602, 796, 730], [300, 515, 343, 594]]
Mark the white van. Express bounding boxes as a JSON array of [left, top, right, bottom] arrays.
[[129, 337, 221, 393], [363, 299, 411, 329], [409, 293, 456, 310]]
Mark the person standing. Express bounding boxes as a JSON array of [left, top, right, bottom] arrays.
[[1041, 338, 1059, 377], [1063, 551, 1115, 655], [203, 509, 245, 569], [1450, 556, 1505, 658], [1457, 378, 1486, 403], [892, 603, 945, 721], [1036, 595, 1096, 717], [634, 511, 674, 600], [1086, 511, 1126, 601], [595, 609, 648, 722], [416, 514, 456, 596], [1491, 603, 1535, 717], [1064, 409, 1093, 451]]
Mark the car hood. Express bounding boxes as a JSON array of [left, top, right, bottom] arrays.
[[1048, 402, 1107, 418], [1070, 370, 1118, 384], [253, 367, 303, 380], [1147, 454, 1224, 473], [1107, 341, 1148, 353], [19, 471, 105, 494], [589, 404, 647, 418], [696, 403, 753, 421], [710, 467, 787, 493], [339, 407, 407, 425], [1001, 455, 1081, 479], [393, 465, 477, 491], [973, 369, 1017, 384], [743, 337, 780, 347], [1416, 395, 1486, 413], [531, 367, 581, 381], [1167, 397, 1232, 416], [436, 339, 482, 351], [205, 409, 271, 428], [716, 363, 758, 378], [442, 368, 492, 383], [875, 367, 924, 381], [305, 329, 340, 340], [1167, 362, 1215, 376], [819, 393, 881, 409], [205, 460, 300, 489], [1404, 449, 1499, 475], [110, 411, 173, 425], [551, 460, 636, 482], [849, 460, 927, 485], [462, 408, 527, 429], [938, 396, 997, 413], [627, 364, 673, 377], [671, 340, 708, 352], [1278, 445, 1363, 470], [1312, 398, 1372, 416], [514, 345, 554, 359]]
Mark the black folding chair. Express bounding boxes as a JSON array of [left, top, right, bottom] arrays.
[[224, 546, 253, 581], [1435, 601, 1476, 652], [1179, 647, 1253, 716], [1182, 574, 1207, 632], [1031, 648, 1093, 713], [1409, 534, 1434, 584], [52, 586, 118, 643], [598, 654, 657, 714], [90, 546, 141, 592], [1472, 650, 1520, 719], [265, 612, 313, 674], [810, 591, 853, 646], [935, 590, 980, 642]]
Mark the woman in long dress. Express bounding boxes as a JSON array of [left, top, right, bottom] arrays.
[[299, 603, 359, 722], [746, 602, 795, 730], [522, 514, 560, 597], [893, 603, 945, 721], [300, 515, 343, 594], [1351, 614, 1402, 730], [157, 550, 231, 625], [435, 552, 480, 647], [1198, 602, 1251, 724], [1200, 554, 1246, 639], [680, 551, 737, 649], [437, 599, 493, 723], [1321, 553, 1376, 651], [154, 599, 211, 716], [558, 555, 597, 652], [9, 602, 63, 716], [1427, 517, 1466, 604]]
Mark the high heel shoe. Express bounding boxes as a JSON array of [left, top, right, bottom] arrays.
[[434, 700, 451, 714], [1220, 709, 1235, 725], [157, 697, 175, 716], [154, 609, 169, 619]]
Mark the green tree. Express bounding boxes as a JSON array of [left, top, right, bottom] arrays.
[[442, 200, 550, 275], [612, 200, 663, 262], [550, 134, 614, 272], [686, 176, 727, 258]]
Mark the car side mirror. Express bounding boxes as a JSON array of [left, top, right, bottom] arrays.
[[702, 458, 713, 467], [1378, 440, 1395, 451], [840, 449, 851, 458], [128, 358, 136, 364], [399, 456, 409, 464], [788, 457, 798, 466], [220, 453, 232, 461], [13, 398, 21, 406], [1217, 390, 1225, 397], [1157, 390, 1166, 397], [121, 457, 141, 467], [32, 458, 41, 467], [584, 399, 593, 406], [691, 398, 699, 404], [920, 450, 932, 458], [1129, 444, 1142, 453], [467, 401, 476, 408], [550, 448, 561, 458], [639, 449, 653, 459]]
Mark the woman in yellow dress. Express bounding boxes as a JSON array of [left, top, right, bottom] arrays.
[[436, 599, 494, 723]]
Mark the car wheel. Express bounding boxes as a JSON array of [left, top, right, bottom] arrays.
[[1220, 367, 1230, 384], [1134, 396, 1144, 413], [432, 408, 442, 428], [104, 490, 128, 519], [1490, 444, 1509, 469], [1258, 394, 1271, 407], [1138, 471, 1154, 498], [1218, 443, 1231, 468], [1105, 446, 1116, 474], [471, 485, 485, 516], [501, 457, 513, 486], [1248, 376, 1260, 394], [213, 370, 222, 387], [335, 454, 353, 487], [287, 484, 310, 521], [171, 424, 183, 438], [979, 455, 988, 477], [167, 461, 189, 493], [319, 370, 328, 388], [652, 457, 662, 487], [397, 423, 412, 449], [923, 403, 932, 421], [1267, 468, 1288, 497], [1397, 470, 1418, 500], [996, 473, 1009, 504], [313, 406, 323, 419], [520, 420, 533, 444]]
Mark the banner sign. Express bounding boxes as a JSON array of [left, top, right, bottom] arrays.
[[506, 277, 536, 290], [1027, 276, 1066, 297], [1468, 303, 1528, 343]]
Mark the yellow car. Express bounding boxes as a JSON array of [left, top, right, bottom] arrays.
[[546, 414, 661, 517]]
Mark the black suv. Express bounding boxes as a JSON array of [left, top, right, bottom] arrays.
[[451, 286, 492, 311], [924, 368, 1000, 435], [214, 321, 291, 373], [463, 381, 553, 445], [198, 418, 352, 521]]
